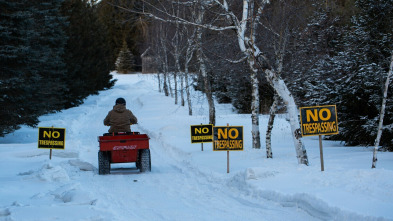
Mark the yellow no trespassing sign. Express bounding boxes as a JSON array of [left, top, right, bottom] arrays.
[[190, 124, 213, 143], [213, 126, 243, 151], [38, 127, 66, 149], [299, 105, 339, 137]]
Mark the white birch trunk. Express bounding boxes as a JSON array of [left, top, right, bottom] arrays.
[[266, 69, 309, 165], [163, 71, 169, 97], [160, 29, 169, 96], [172, 41, 180, 105], [184, 66, 192, 115], [250, 63, 261, 149], [174, 72, 178, 104], [184, 36, 196, 115], [180, 72, 185, 106], [236, 0, 261, 148], [168, 72, 173, 98], [266, 94, 278, 158], [162, 58, 169, 96], [196, 5, 215, 125], [372, 53, 393, 168], [197, 36, 215, 124], [157, 73, 162, 93], [174, 2, 180, 105]]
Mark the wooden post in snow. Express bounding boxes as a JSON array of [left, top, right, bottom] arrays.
[[201, 123, 204, 151], [49, 126, 54, 160], [227, 123, 230, 173], [319, 135, 324, 171]]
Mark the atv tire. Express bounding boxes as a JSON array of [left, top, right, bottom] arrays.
[[98, 151, 110, 175], [139, 149, 151, 172]]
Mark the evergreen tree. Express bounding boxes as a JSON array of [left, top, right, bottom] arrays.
[[0, 0, 68, 136], [0, 0, 114, 136], [116, 40, 135, 73], [61, 0, 114, 107], [0, 0, 35, 135], [331, 0, 393, 149], [29, 0, 68, 112], [290, 0, 393, 150], [97, 0, 143, 70]]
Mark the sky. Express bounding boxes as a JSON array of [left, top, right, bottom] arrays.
[[0, 72, 392, 221]]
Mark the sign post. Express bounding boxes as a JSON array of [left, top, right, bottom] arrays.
[[319, 135, 324, 171], [227, 150, 229, 173], [201, 123, 204, 151], [300, 105, 338, 171], [213, 124, 243, 173], [227, 123, 229, 174], [38, 127, 66, 159]]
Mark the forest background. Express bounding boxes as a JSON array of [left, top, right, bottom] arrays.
[[1, 0, 392, 152]]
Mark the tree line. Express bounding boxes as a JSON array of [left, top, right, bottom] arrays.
[[0, 0, 142, 136], [129, 0, 392, 162]]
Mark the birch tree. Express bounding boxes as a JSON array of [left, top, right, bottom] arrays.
[[159, 24, 170, 96], [138, 0, 309, 164], [209, 0, 307, 162], [195, 2, 215, 125], [184, 29, 197, 115], [170, 3, 181, 105], [372, 53, 393, 168], [266, 94, 278, 158]]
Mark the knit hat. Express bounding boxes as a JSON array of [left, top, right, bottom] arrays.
[[115, 97, 126, 105]]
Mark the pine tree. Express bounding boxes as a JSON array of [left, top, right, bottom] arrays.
[[61, 0, 114, 107], [97, 0, 143, 70], [290, 0, 393, 150], [0, 0, 114, 136], [29, 0, 68, 112], [0, 0, 68, 136], [116, 40, 135, 73], [0, 0, 35, 135], [333, 0, 393, 150]]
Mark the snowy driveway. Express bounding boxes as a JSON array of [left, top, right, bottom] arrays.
[[1, 73, 391, 221]]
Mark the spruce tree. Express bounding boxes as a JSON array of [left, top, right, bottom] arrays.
[[290, 0, 393, 150], [333, 0, 393, 149], [29, 0, 68, 112], [0, 0, 67, 136], [116, 40, 135, 73], [0, 0, 34, 135], [61, 0, 114, 107]]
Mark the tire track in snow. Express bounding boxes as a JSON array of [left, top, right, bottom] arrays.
[[133, 113, 319, 220], [127, 74, 383, 221]]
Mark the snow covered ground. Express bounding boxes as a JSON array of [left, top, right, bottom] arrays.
[[0, 72, 392, 221]]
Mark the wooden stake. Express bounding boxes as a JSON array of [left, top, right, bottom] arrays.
[[227, 150, 230, 173], [227, 123, 230, 173], [201, 123, 204, 151], [50, 126, 54, 160], [319, 135, 324, 171]]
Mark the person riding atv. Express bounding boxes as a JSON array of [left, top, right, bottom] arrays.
[[104, 98, 138, 133]]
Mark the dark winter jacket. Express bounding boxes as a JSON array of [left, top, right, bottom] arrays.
[[103, 104, 138, 133]]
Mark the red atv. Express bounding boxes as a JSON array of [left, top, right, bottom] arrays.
[[98, 132, 151, 174]]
